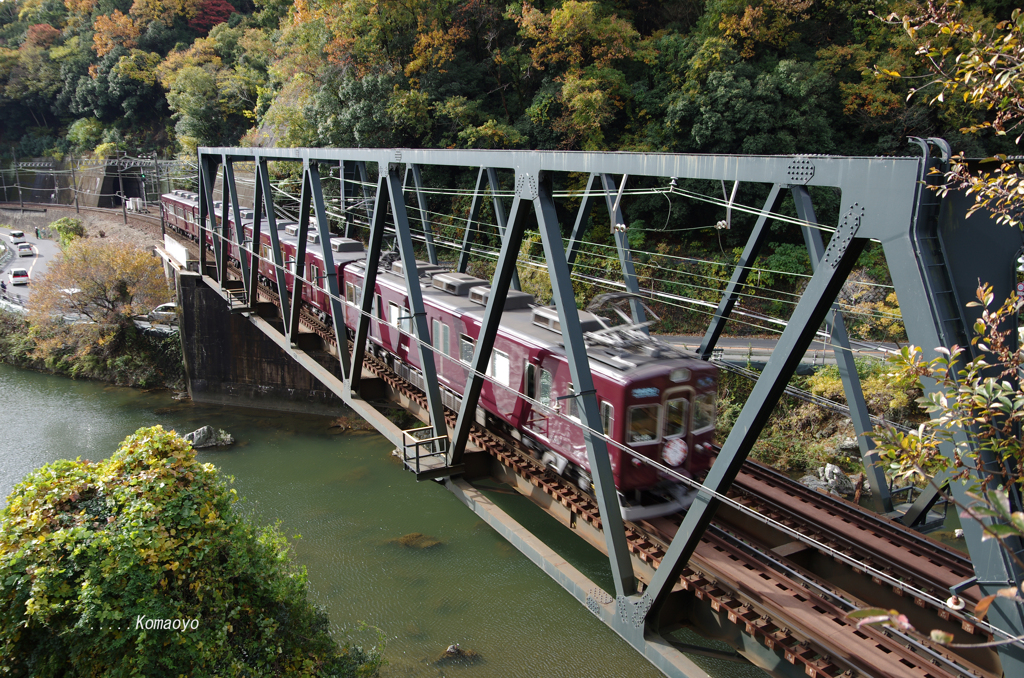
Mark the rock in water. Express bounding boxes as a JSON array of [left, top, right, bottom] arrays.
[[819, 463, 856, 496], [184, 425, 233, 448], [799, 474, 831, 494]]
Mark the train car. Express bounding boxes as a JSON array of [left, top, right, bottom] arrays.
[[341, 262, 717, 520], [160, 190, 718, 518]]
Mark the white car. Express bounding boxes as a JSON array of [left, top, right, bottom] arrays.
[[149, 303, 179, 324], [17, 243, 33, 257], [7, 230, 24, 241], [8, 268, 29, 285]]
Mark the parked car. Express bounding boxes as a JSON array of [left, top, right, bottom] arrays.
[[17, 243, 33, 257], [149, 303, 179, 324], [8, 268, 29, 285]]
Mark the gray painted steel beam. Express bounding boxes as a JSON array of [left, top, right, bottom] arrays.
[[387, 166, 448, 450], [639, 210, 868, 625], [449, 191, 527, 465], [287, 164, 313, 344], [566, 173, 600, 270], [698, 184, 784, 360], [307, 163, 352, 380], [255, 159, 291, 331], [600, 173, 646, 328], [792, 186, 892, 514], [348, 171, 388, 396], [487, 168, 521, 291], [534, 171, 636, 601], [457, 167, 486, 273], [408, 164, 438, 265], [223, 159, 253, 305]]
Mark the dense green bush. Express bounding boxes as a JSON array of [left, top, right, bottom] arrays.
[[0, 426, 383, 677]]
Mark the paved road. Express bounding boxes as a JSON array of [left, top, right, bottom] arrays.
[[0, 227, 61, 307]]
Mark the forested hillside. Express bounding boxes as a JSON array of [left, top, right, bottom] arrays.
[[0, 0, 1017, 161]]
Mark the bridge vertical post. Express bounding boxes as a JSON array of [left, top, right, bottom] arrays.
[[255, 158, 291, 330], [223, 158, 253, 306], [307, 162, 352, 379], [408, 164, 438, 266], [792, 186, 892, 513], [638, 212, 868, 626], [449, 189, 527, 465], [356, 161, 373, 222], [486, 168, 521, 291], [340, 161, 354, 238], [534, 170, 637, 602], [198, 154, 221, 283], [698, 184, 784, 360], [599, 174, 646, 331], [566, 173, 600, 270], [457, 167, 486, 274], [388, 166, 447, 450], [349, 170, 389, 395], [287, 161, 313, 344]]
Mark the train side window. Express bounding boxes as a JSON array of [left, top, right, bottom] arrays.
[[388, 302, 410, 332], [459, 334, 474, 364], [488, 349, 510, 387], [693, 393, 716, 433], [376, 294, 384, 320], [345, 282, 355, 304], [600, 401, 613, 435], [665, 398, 689, 438], [564, 383, 579, 421], [309, 263, 320, 286], [525, 363, 537, 399], [628, 405, 660, 444], [433, 319, 449, 356], [538, 368, 552, 406]]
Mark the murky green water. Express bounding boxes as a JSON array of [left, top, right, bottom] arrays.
[[0, 363, 766, 677]]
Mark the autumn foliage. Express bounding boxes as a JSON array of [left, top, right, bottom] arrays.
[[0, 426, 383, 676]]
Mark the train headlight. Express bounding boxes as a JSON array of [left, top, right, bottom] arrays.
[[662, 438, 688, 466], [670, 368, 690, 383]]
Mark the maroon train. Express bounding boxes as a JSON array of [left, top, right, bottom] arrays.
[[162, 190, 718, 518]]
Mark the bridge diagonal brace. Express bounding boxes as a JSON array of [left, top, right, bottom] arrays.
[[386, 166, 447, 450], [600, 173, 646, 331], [223, 159, 253, 306], [566, 173, 600, 270], [408, 164, 438, 265], [287, 164, 314, 345], [308, 162, 352, 379], [255, 158, 291, 331], [633, 208, 868, 630], [698, 184, 785, 360], [349, 170, 389, 396], [792, 186, 892, 513], [487, 168, 521, 291], [449, 188, 528, 465], [535, 171, 636, 603], [197, 155, 221, 283], [457, 167, 486, 274]]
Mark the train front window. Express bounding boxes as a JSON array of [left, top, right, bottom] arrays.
[[693, 393, 716, 433], [665, 398, 688, 438], [628, 405, 660, 444]]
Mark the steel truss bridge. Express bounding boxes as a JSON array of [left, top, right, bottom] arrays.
[[180, 143, 1024, 678]]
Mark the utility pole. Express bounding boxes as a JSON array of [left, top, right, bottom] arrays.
[[69, 153, 80, 213], [117, 153, 127, 224], [13, 150, 22, 209]]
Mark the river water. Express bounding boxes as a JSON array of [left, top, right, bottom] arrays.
[[0, 363, 766, 677]]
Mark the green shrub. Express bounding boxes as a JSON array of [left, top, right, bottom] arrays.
[[0, 426, 383, 677]]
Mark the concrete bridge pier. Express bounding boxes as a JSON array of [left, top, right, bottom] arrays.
[[176, 269, 347, 416]]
